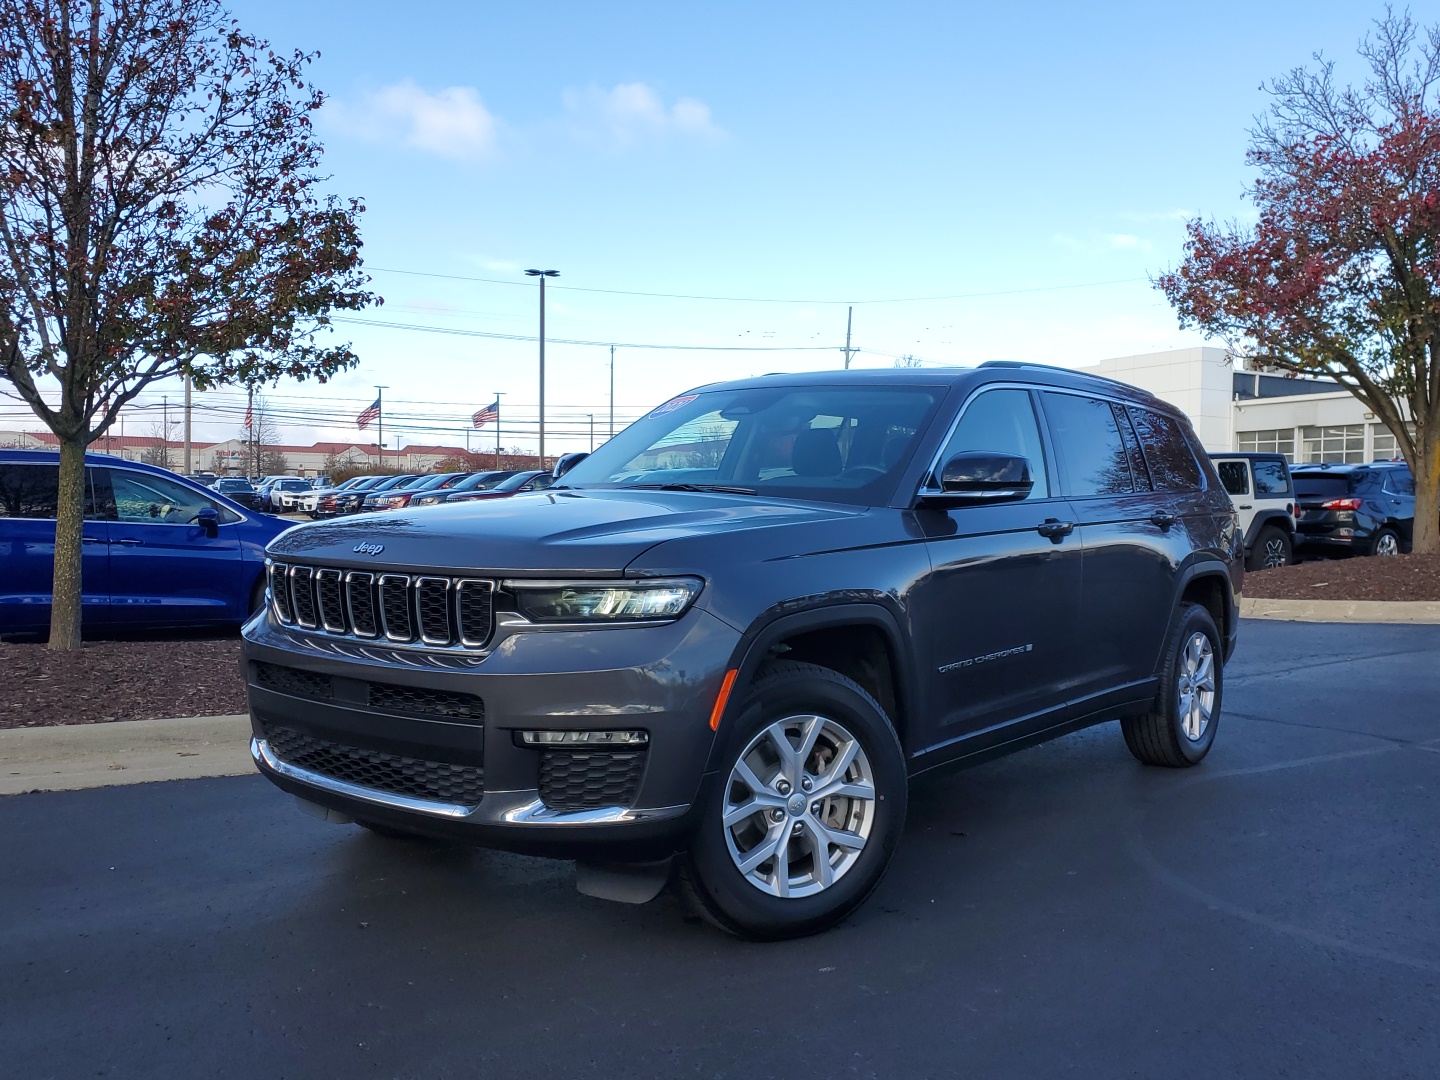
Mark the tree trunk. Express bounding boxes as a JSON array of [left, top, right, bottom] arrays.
[[47, 436, 88, 651], [1414, 432, 1440, 556]]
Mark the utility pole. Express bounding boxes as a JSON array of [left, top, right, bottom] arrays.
[[525, 269, 559, 468], [374, 385, 388, 471], [842, 306, 858, 369], [609, 345, 615, 439], [183, 376, 192, 474], [494, 392, 504, 470], [589, 413, 594, 451], [162, 395, 170, 470]]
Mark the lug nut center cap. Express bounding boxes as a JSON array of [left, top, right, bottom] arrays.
[[787, 794, 807, 816]]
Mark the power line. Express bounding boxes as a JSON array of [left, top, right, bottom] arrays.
[[332, 316, 841, 352], [366, 265, 1148, 306]]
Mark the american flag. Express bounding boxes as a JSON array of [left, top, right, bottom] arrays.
[[356, 396, 381, 429], [472, 399, 500, 428]]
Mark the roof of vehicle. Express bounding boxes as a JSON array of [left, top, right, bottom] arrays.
[[0, 447, 215, 483], [1291, 461, 1409, 473], [684, 362, 1160, 404], [1209, 451, 1292, 461]]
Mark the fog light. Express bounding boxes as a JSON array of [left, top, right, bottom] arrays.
[[517, 729, 649, 747]]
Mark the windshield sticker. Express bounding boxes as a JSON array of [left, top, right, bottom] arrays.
[[649, 394, 697, 417]]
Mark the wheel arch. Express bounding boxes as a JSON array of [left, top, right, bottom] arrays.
[[1171, 561, 1236, 663], [1243, 509, 1294, 550], [707, 601, 919, 768]]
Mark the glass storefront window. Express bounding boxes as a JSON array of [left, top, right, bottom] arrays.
[[1299, 425, 1364, 463], [1237, 428, 1296, 458]]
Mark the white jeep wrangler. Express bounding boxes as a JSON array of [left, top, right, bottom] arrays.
[[1209, 452, 1296, 570]]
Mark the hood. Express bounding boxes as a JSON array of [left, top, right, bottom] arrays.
[[266, 488, 864, 574]]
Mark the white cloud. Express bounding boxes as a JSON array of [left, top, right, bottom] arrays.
[[561, 82, 724, 145], [1105, 233, 1151, 251], [323, 80, 498, 161]]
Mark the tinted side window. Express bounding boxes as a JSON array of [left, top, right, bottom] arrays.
[[104, 469, 238, 525], [1252, 460, 1290, 496], [1216, 461, 1250, 496], [1113, 405, 1152, 490], [1384, 470, 1415, 496], [1129, 407, 1202, 492], [0, 463, 59, 518], [934, 389, 1049, 499], [1041, 392, 1133, 497]]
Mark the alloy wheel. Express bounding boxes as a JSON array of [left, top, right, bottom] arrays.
[[1177, 632, 1216, 742], [722, 714, 876, 898], [1262, 536, 1288, 569], [1374, 532, 1400, 556]]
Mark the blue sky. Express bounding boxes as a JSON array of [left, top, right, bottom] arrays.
[[36, 1, 1398, 452]]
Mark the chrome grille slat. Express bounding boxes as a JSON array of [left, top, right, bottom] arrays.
[[269, 562, 495, 650], [289, 566, 318, 629], [345, 571, 379, 638], [379, 573, 415, 642], [315, 569, 347, 633], [415, 576, 453, 645]]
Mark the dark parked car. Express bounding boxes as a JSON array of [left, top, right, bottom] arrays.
[[308, 475, 383, 518], [442, 469, 552, 502], [1292, 462, 1416, 556], [1, 449, 292, 637], [244, 364, 1242, 939], [359, 472, 469, 512], [409, 470, 516, 507], [211, 476, 265, 512]]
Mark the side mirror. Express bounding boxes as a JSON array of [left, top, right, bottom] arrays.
[[194, 506, 220, 537], [553, 452, 588, 479], [918, 452, 1034, 509]]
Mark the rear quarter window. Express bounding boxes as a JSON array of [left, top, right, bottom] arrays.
[[1251, 459, 1291, 496], [1128, 408, 1203, 492]]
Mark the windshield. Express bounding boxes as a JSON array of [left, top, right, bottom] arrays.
[[560, 384, 941, 506]]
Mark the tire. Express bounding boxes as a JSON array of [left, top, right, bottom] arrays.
[[1246, 526, 1291, 571], [1121, 603, 1222, 768], [676, 660, 907, 940], [1370, 527, 1401, 557]]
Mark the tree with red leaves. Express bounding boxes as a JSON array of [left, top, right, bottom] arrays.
[[1158, 9, 1440, 555], [0, 0, 379, 649]]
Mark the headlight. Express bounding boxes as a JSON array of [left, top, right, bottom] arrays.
[[505, 577, 703, 622]]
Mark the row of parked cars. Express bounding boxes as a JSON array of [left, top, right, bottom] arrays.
[[203, 470, 557, 517], [1209, 451, 1420, 569]]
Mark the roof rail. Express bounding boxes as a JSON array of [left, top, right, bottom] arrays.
[[977, 360, 1157, 398]]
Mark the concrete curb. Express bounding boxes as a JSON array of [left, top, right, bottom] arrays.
[[1239, 596, 1440, 623], [0, 713, 253, 795]]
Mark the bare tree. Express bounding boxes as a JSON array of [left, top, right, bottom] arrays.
[[139, 418, 180, 469], [893, 355, 924, 368], [0, 0, 378, 648]]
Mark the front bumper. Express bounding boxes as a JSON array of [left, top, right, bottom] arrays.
[[241, 607, 737, 859]]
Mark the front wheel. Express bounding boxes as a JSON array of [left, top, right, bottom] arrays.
[[1246, 526, 1291, 571], [677, 660, 907, 940], [1121, 602, 1223, 768]]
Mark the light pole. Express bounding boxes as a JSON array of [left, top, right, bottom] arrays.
[[609, 344, 615, 439], [588, 413, 594, 451], [374, 384, 388, 471], [525, 268, 559, 467]]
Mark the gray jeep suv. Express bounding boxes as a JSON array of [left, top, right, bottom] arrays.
[[242, 364, 1242, 939]]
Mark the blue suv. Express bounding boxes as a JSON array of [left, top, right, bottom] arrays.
[[0, 449, 294, 638], [1292, 461, 1416, 557]]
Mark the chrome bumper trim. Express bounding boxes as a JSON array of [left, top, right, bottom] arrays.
[[252, 738, 689, 827], [251, 737, 477, 819]]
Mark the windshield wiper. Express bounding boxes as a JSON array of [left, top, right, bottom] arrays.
[[628, 482, 758, 495]]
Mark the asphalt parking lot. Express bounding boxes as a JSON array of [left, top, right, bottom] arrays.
[[2, 619, 1436, 1079]]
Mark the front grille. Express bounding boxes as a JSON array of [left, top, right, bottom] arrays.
[[538, 749, 647, 812], [253, 661, 332, 700], [262, 722, 485, 806], [268, 561, 495, 649], [368, 681, 485, 721]]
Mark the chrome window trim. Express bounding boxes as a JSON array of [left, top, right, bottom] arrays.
[[917, 382, 1059, 501]]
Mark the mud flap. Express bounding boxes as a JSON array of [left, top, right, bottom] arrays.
[[575, 857, 674, 904]]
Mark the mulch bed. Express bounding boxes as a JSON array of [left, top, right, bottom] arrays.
[[1244, 553, 1440, 601], [0, 638, 246, 729]]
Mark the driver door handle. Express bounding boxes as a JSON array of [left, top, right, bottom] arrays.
[[1036, 518, 1074, 541], [1150, 511, 1177, 530], [113, 538, 143, 546]]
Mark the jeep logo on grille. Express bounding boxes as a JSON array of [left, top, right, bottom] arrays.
[[353, 543, 385, 556]]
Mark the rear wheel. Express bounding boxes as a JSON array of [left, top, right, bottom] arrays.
[[1121, 602, 1222, 768], [677, 661, 907, 940], [1370, 527, 1401, 557], [1246, 526, 1291, 571]]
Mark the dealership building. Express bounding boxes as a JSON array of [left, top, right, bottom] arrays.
[[1083, 347, 1409, 464]]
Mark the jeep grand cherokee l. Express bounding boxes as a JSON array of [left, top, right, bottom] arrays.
[[243, 364, 1242, 939]]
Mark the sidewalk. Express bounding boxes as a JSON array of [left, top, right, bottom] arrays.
[[0, 714, 253, 795], [1238, 597, 1440, 623]]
